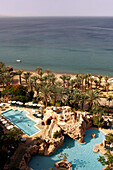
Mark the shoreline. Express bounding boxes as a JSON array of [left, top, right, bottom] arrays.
[[13, 69, 110, 79], [14, 69, 78, 75]]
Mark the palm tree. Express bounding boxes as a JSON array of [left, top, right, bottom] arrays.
[[94, 80, 99, 89], [104, 76, 109, 90], [107, 95, 113, 106], [87, 73, 92, 88], [106, 82, 110, 94], [105, 133, 113, 144], [69, 89, 81, 109], [98, 150, 113, 169], [60, 75, 67, 88], [76, 76, 81, 89], [50, 84, 62, 106], [47, 73, 56, 85], [17, 70, 23, 84], [80, 93, 88, 111], [4, 72, 13, 86], [0, 75, 5, 88], [81, 74, 84, 91], [45, 68, 51, 75], [0, 62, 5, 73], [29, 79, 34, 91], [89, 77, 94, 89], [31, 75, 38, 89], [66, 75, 71, 87], [98, 75, 103, 87], [93, 112, 104, 127], [87, 90, 100, 110], [22, 72, 31, 84], [70, 79, 76, 90], [35, 83, 41, 96], [36, 67, 43, 79], [105, 76, 109, 84], [40, 85, 50, 107], [84, 74, 89, 91]]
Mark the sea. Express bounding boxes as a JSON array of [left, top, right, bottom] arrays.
[[0, 17, 113, 76]]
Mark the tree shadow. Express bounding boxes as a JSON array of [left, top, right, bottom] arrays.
[[53, 135, 75, 155]]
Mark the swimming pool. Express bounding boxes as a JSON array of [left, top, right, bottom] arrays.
[[29, 129, 105, 170], [1, 109, 40, 136]]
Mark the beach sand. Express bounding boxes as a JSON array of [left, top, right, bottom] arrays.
[[13, 69, 113, 93]]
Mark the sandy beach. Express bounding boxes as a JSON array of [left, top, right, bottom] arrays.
[[13, 69, 113, 86]]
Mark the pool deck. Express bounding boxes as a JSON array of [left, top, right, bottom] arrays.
[[0, 103, 45, 139]]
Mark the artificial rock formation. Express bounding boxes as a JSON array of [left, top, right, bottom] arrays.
[[43, 108, 93, 143]]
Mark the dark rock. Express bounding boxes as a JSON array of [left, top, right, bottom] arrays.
[[7, 66, 13, 72]]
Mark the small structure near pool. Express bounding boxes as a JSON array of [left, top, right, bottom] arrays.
[[55, 160, 72, 170], [92, 134, 96, 138]]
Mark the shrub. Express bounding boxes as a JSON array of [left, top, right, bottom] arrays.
[[93, 115, 104, 128], [11, 96, 29, 103], [105, 133, 113, 144], [2, 85, 27, 97], [53, 131, 62, 139], [35, 136, 42, 145], [55, 102, 61, 107]]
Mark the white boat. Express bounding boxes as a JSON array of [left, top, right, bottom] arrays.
[[16, 60, 21, 62]]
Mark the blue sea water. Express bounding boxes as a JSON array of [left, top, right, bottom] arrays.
[[0, 17, 113, 75], [29, 129, 105, 170]]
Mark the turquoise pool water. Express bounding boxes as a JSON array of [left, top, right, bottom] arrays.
[[1, 109, 40, 136], [29, 129, 105, 170]]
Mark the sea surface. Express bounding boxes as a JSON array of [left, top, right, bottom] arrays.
[[0, 17, 113, 75]]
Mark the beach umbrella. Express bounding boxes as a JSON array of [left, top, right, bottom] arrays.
[[16, 101, 20, 104], [1, 119, 5, 122], [6, 125, 13, 130], [53, 107, 57, 110], [25, 103, 29, 106], [18, 102, 23, 105], [37, 104, 44, 107], [8, 101, 12, 104], [2, 120, 7, 124], [21, 137, 26, 142], [5, 123, 10, 127], [37, 113, 42, 117], [110, 143, 113, 148], [64, 106, 70, 109], [0, 104, 3, 107], [12, 101, 16, 104], [28, 103, 33, 106], [0, 103, 5, 106], [32, 103, 37, 107], [0, 117, 3, 121]]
